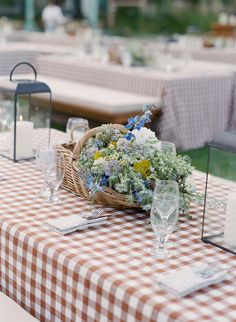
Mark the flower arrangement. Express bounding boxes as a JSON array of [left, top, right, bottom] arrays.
[[79, 105, 195, 212]]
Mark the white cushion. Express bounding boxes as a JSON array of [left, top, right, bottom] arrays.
[[38, 75, 160, 115], [0, 292, 38, 322]]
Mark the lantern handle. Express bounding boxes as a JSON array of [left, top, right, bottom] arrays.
[[10, 62, 37, 82]]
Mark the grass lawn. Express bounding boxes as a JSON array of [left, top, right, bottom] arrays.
[[180, 145, 236, 181], [179, 146, 208, 173]]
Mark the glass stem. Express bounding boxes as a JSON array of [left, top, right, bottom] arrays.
[[49, 188, 56, 202], [43, 178, 47, 191], [159, 235, 166, 250]]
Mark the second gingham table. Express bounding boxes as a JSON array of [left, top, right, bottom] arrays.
[[38, 56, 236, 150], [0, 47, 38, 76], [0, 130, 236, 322]]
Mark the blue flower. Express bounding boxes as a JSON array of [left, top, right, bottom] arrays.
[[143, 104, 158, 113], [100, 176, 108, 186], [144, 180, 150, 188], [133, 190, 143, 203], [142, 104, 150, 112], [125, 115, 139, 129], [134, 118, 146, 130], [124, 132, 134, 141], [96, 139, 103, 148], [86, 175, 94, 190]]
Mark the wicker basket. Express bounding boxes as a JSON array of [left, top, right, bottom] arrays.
[[57, 124, 140, 209]]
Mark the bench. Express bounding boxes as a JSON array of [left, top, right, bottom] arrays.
[[38, 75, 162, 125]]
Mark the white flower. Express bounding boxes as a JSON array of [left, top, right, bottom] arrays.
[[93, 158, 106, 166], [152, 141, 162, 150], [132, 128, 159, 146]]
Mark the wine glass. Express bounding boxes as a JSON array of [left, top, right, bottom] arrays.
[[160, 141, 176, 155], [35, 145, 55, 197], [66, 118, 89, 142], [44, 152, 65, 204], [150, 180, 179, 258]]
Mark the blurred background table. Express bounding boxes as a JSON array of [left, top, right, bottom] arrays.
[[1, 36, 236, 150]]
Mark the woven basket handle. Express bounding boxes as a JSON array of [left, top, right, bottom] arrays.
[[70, 124, 90, 142], [72, 124, 127, 160]]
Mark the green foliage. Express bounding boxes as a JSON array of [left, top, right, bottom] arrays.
[[110, 4, 217, 36], [0, 0, 15, 5]]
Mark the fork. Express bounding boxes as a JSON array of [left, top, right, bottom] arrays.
[[83, 208, 105, 220]]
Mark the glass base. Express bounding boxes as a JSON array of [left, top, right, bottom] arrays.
[[36, 188, 50, 198], [147, 245, 175, 259], [44, 194, 63, 205]]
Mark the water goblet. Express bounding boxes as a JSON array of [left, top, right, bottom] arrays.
[[44, 152, 65, 204], [66, 117, 89, 142], [35, 145, 55, 197], [150, 180, 179, 259]]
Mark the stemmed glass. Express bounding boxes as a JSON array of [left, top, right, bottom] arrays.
[[66, 118, 89, 142], [150, 180, 179, 258], [44, 151, 65, 204], [35, 145, 55, 197]]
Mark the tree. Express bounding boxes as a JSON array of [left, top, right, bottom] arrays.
[[73, 0, 82, 19]]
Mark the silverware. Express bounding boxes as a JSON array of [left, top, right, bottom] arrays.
[[197, 262, 221, 279], [83, 208, 105, 220]]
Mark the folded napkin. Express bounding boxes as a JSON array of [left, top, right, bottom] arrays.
[[157, 263, 228, 298], [48, 214, 108, 235]]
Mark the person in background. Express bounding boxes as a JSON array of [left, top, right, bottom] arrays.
[[42, 0, 66, 33], [0, 17, 12, 44]]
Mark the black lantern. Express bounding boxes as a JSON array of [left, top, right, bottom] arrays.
[[0, 62, 51, 162], [202, 131, 236, 255]]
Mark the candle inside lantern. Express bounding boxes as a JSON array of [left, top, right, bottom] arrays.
[[224, 192, 236, 246], [11, 115, 34, 160]]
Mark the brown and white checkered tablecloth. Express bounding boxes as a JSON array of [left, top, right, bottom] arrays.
[[171, 46, 236, 66], [159, 74, 236, 150], [0, 48, 38, 76], [1, 130, 236, 322], [38, 56, 236, 150]]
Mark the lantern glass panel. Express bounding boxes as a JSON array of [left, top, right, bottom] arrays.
[[0, 72, 51, 161], [0, 91, 15, 159], [29, 93, 51, 129], [203, 144, 236, 254]]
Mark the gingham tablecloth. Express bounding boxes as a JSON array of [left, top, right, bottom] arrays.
[[0, 130, 236, 322], [171, 46, 236, 66], [38, 56, 236, 150], [159, 74, 236, 150], [0, 48, 38, 76]]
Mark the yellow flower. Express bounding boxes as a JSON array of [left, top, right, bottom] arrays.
[[134, 160, 151, 178], [109, 142, 116, 149], [111, 141, 117, 148], [94, 151, 102, 160]]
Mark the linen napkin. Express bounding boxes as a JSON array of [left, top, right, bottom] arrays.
[[48, 214, 108, 235], [157, 263, 228, 298]]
